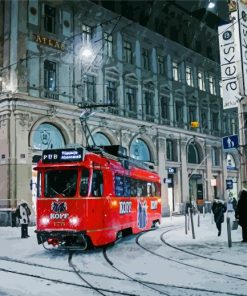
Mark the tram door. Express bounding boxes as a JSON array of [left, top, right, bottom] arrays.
[[32, 155, 41, 214]]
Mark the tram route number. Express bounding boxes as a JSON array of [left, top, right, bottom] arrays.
[[120, 201, 132, 214]]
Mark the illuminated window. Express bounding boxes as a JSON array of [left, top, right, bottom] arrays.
[[44, 60, 56, 92], [186, 66, 193, 86]]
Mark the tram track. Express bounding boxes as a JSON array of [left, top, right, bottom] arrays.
[[134, 225, 247, 296]]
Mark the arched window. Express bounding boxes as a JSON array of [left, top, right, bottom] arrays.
[[32, 123, 65, 150], [187, 143, 200, 164], [88, 132, 111, 146], [130, 138, 151, 161]]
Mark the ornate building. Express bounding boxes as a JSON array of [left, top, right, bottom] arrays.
[[0, 0, 239, 224]]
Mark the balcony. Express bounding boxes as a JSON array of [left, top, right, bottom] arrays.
[[43, 90, 59, 100]]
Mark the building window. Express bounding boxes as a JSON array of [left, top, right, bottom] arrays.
[[88, 132, 111, 146], [201, 110, 208, 129], [175, 101, 183, 124], [172, 61, 180, 81], [106, 81, 117, 104], [44, 5, 56, 34], [142, 48, 150, 70], [144, 91, 154, 116], [130, 138, 151, 161], [212, 112, 219, 131], [82, 24, 92, 43], [160, 96, 169, 120], [219, 81, 223, 97], [212, 147, 220, 166], [166, 139, 174, 161], [209, 75, 216, 95], [104, 33, 113, 57], [125, 87, 136, 112], [158, 55, 166, 75], [187, 143, 200, 164], [123, 41, 132, 64], [198, 71, 205, 91], [44, 60, 56, 92], [186, 66, 193, 86], [188, 106, 196, 125], [86, 75, 96, 102]]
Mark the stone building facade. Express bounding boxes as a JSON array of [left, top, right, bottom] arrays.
[[0, 0, 240, 223]]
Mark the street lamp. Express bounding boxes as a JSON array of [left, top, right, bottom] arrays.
[[207, 1, 216, 9]]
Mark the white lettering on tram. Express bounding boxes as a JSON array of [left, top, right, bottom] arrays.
[[151, 201, 158, 210], [120, 201, 132, 214], [50, 213, 69, 219]]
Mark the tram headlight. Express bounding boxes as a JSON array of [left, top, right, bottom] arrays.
[[111, 200, 117, 207], [40, 216, 50, 226], [69, 216, 79, 226]]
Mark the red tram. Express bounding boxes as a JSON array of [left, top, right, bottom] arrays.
[[35, 145, 161, 249]]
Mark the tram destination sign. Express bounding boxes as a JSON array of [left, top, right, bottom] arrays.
[[42, 148, 84, 163]]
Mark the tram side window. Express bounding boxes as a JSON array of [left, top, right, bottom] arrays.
[[115, 175, 124, 196], [147, 182, 152, 197], [91, 170, 103, 197], [153, 182, 161, 197], [130, 178, 137, 197], [80, 168, 89, 196], [124, 177, 131, 197]]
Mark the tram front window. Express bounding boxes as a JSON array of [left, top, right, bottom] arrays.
[[44, 169, 77, 197]]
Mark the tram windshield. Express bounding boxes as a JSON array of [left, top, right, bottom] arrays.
[[44, 169, 77, 197]]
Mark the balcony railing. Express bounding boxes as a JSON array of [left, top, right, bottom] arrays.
[[43, 90, 59, 100]]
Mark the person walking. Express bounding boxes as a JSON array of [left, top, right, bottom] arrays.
[[15, 200, 31, 238], [235, 189, 247, 242], [212, 197, 227, 236]]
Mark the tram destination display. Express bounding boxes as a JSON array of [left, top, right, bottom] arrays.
[[42, 148, 84, 163]]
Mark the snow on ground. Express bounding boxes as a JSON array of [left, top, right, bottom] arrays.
[[0, 212, 246, 296]]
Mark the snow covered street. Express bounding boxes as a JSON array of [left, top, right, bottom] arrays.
[[0, 212, 246, 296]]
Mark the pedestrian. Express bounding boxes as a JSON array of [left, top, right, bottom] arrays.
[[232, 196, 237, 212], [211, 197, 227, 236], [15, 200, 31, 238], [235, 189, 247, 242]]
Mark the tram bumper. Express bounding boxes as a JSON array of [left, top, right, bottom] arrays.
[[35, 230, 87, 245]]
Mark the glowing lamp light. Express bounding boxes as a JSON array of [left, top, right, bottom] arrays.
[[81, 48, 93, 59], [41, 216, 50, 225], [69, 216, 79, 226], [208, 1, 215, 9], [111, 200, 117, 207]]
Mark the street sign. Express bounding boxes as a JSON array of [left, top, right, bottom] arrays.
[[222, 134, 239, 150], [168, 167, 176, 174], [163, 178, 172, 184], [226, 179, 233, 190]]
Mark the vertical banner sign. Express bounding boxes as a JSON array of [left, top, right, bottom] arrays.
[[238, 2, 247, 96], [218, 24, 240, 109]]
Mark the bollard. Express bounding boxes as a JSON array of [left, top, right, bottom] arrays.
[[197, 212, 200, 227], [188, 211, 190, 231], [211, 210, 214, 224], [203, 206, 205, 218], [227, 217, 232, 248], [190, 208, 195, 239], [185, 214, 188, 235]]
